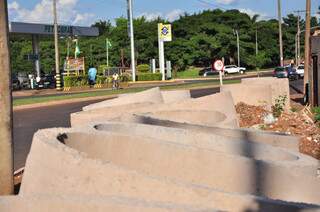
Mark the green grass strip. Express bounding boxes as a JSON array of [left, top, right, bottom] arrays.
[[13, 79, 240, 107]]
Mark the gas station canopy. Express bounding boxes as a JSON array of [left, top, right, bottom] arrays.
[[9, 22, 99, 37]]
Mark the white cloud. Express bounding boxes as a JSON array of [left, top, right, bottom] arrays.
[[239, 8, 268, 20], [138, 9, 184, 22], [138, 12, 162, 21], [165, 9, 184, 22], [215, 0, 237, 5], [8, 0, 95, 26]]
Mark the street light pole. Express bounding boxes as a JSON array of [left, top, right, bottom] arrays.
[[127, 0, 136, 82], [278, 0, 284, 66], [234, 29, 240, 67], [53, 0, 62, 91], [0, 0, 14, 195]]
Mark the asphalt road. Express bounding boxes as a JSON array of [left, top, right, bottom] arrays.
[[13, 99, 108, 170]]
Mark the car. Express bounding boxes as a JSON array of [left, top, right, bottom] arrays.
[[273, 66, 299, 80], [223, 65, 246, 75], [296, 64, 304, 78], [12, 74, 21, 90], [198, 67, 219, 77], [35, 74, 56, 89], [17, 72, 31, 89]]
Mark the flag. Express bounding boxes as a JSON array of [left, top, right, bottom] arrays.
[[106, 39, 112, 48], [73, 39, 81, 58]]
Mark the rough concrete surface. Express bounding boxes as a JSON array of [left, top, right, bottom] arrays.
[[118, 115, 300, 152], [160, 90, 191, 103], [220, 84, 273, 109], [3, 78, 320, 211], [72, 91, 238, 128], [83, 87, 164, 111], [17, 128, 320, 211], [241, 77, 291, 110]]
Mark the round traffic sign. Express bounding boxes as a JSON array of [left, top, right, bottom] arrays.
[[214, 60, 224, 72]]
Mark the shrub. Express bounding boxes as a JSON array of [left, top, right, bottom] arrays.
[[98, 65, 108, 75], [137, 64, 150, 73], [96, 75, 107, 85], [136, 73, 162, 81], [272, 95, 287, 118], [312, 107, 320, 123], [63, 75, 89, 87], [120, 73, 130, 82], [63, 76, 74, 87]]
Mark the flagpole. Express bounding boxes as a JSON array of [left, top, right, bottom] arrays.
[[106, 38, 109, 67], [75, 39, 78, 59]]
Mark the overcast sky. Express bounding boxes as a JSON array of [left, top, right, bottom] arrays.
[[7, 0, 320, 26]]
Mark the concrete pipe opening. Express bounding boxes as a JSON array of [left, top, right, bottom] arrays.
[[140, 110, 227, 127]]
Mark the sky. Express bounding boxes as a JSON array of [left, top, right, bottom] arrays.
[[7, 0, 320, 26]]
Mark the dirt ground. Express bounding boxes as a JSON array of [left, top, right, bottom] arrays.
[[236, 101, 320, 160]]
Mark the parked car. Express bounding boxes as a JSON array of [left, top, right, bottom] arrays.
[[223, 65, 246, 75], [36, 74, 56, 89], [273, 66, 299, 80], [198, 67, 219, 77], [17, 72, 30, 89], [296, 64, 304, 78], [12, 74, 21, 90]]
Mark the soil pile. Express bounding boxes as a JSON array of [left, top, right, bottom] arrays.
[[235, 102, 320, 160]]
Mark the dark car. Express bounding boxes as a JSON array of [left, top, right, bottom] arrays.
[[36, 74, 56, 89], [198, 67, 219, 77], [12, 74, 21, 90], [273, 66, 299, 80]]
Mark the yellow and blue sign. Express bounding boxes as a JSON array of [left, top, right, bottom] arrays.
[[158, 23, 172, 42]]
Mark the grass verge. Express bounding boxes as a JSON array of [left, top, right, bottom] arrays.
[[13, 79, 240, 107]]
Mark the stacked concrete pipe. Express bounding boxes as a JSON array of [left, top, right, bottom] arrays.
[[2, 82, 320, 211]]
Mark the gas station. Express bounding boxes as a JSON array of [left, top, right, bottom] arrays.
[[9, 22, 99, 80]]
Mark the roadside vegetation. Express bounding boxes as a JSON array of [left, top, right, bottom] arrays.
[[10, 10, 318, 75], [13, 79, 240, 107]]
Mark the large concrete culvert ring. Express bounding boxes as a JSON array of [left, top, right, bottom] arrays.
[[51, 130, 320, 205], [94, 122, 299, 163]]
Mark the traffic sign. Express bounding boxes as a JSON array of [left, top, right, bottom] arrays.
[[214, 60, 224, 86], [214, 60, 224, 72], [158, 23, 172, 42]]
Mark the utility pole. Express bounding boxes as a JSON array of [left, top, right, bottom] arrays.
[[294, 10, 306, 66], [233, 29, 240, 67], [278, 0, 284, 66], [121, 49, 125, 67], [53, 0, 61, 91], [106, 38, 109, 67], [127, 0, 136, 82], [304, 0, 311, 96], [0, 0, 14, 195], [256, 27, 260, 77]]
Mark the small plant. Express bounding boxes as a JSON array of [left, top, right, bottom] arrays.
[[137, 64, 150, 73], [312, 107, 320, 123], [272, 95, 287, 118]]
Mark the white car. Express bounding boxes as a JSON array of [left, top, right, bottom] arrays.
[[296, 65, 304, 78], [223, 65, 246, 75]]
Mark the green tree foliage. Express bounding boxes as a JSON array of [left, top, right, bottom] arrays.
[[9, 9, 319, 74]]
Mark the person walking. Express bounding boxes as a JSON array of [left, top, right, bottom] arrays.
[[112, 72, 119, 90], [88, 65, 97, 88]]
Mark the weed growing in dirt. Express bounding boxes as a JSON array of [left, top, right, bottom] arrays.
[[272, 95, 287, 118], [312, 107, 320, 124]]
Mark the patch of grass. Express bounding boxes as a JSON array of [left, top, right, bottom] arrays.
[[13, 79, 241, 107], [176, 68, 202, 79]]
